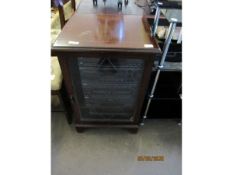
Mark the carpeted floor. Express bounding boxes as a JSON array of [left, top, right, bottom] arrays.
[[52, 112, 181, 175]]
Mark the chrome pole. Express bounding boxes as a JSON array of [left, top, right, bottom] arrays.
[[177, 28, 182, 44], [142, 18, 177, 123], [151, 2, 163, 37], [159, 18, 177, 66]]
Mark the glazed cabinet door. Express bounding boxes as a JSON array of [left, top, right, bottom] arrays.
[[68, 56, 146, 123]]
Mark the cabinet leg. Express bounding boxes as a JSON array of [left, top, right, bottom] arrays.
[[60, 82, 73, 124], [76, 127, 85, 133], [128, 128, 138, 134]]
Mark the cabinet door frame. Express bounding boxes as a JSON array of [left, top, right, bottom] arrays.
[[57, 51, 155, 126]]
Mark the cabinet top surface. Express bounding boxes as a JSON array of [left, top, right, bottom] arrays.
[[53, 0, 160, 53]]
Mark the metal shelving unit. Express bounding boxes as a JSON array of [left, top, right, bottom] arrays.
[[141, 0, 182, 123]]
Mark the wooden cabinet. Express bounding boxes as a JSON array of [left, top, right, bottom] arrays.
[[52, 0, 161, 132]]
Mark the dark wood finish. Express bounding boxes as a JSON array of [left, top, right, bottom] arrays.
[[76, 127, 85, 133], [51, 82, 72, 124], [53, 14, 160, 52], [57, 57, 81, 124], [128, 128, 139, 134], [58, 5, 66, 28], [52, 0, 161, 132], [71, 0, 76, 10], [54, 0, 76, 29], [76, 124, 139, 129]]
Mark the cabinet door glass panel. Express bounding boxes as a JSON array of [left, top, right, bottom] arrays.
[[70, 57, 144, 121]]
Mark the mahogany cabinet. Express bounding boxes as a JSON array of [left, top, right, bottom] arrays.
[[52, 1, 161, 132]]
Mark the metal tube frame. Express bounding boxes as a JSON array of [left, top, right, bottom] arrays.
[[141, 19, 177, 124], [177, 28, 182, 44], [151, 2, 163, 37]]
